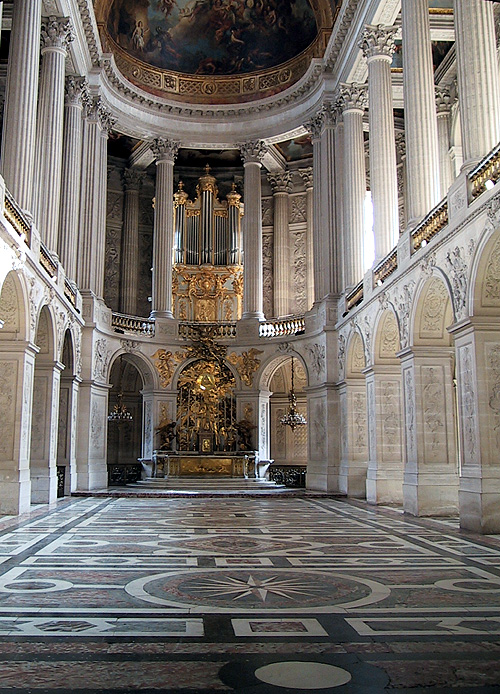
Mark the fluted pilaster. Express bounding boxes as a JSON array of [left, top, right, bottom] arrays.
[[268, 171, 292, 318], [360, 25, 399, 261], [435, 86, 455, 199], [78, 98, 115, 296], [298, 167, 314, 310], [454, 0, 500, 167], [402, 0, 440, 223], [0, 0, 42, 211], [338, 83, 367, 287], [121, 168, 144, 316], [240, 140, 266, 320], [59, 76, 88, 280], [150, 138, 179, 319], [34, 16, 74, 251]]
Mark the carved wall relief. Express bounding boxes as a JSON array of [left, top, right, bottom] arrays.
[[104, 226, 121, 312], [291, 230, 307, 314], [458, 344, 477, 464], [290, 194, 307, 223], [0, 274, 20, 333], [311, 399, 327, 460], [57, 387, 69, 461], [403, 368, 416, 462], [262, 232, 274, 318], [143, 400, 153, 459], [488, 344, 500, 450], [0, 361, 16, 458], [262, 197, 273, 226], [307, 342, 325, 379], [419, 278, 449, 340], [31, 376, 47, 456], [352, 391, 367, 452], [347, 332, 365, 376], [90, 398, 105, 457], [422, 365, 445, 461], [93, 339, 111, 382], [381, 380, 401, 455], [379, 310, 400, 359], [483, 236, 500, 305], [366, 379, 376, 458]]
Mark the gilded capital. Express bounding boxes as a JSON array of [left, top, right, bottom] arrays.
[[267, 171, 292, 194], [337, 83, 368, 113], [359, 25, 396, 62], [41, 16, 74, 52], [64, 76, 89, 108], [151, 138, 180, 162], [239, 140, 267, 164]]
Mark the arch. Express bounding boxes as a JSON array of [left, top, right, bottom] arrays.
[[470, 225, 500, 318], [373, 308, 400, 364], [346, 330, 366, 377], [259, 350, 309, 392], [107, 349, 155, 391], [412, 275, 453, 347], [34, 305, 58, 363], [0, 270, 29, 341]]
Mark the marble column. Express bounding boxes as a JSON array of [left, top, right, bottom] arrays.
[[150, 138, 179, 319], [338, 83, 367, 288], [0, 0, 42, 211], [33, 16, 74, 251], [401, 0, 440, 224], [78, 97, 115, 297], [454, 0, 500, 168], [240, 141, 266, 321], [361, 26, 399, 261], [435, 86, 455, 199], [121, 168, 144, 316], [298, 167, 314, 310], [59, 77, 88, 281], [267, 171, 292, 318]]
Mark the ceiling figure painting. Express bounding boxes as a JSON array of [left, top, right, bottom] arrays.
[[107, 0, 318, 76]]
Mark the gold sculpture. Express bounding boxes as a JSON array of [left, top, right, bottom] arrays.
[[228, 348, 263, 387], [152, 349, 185, 388]]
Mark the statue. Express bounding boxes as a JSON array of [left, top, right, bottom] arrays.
[[156, 418, 177, 451], [235, 418, 256, 451]]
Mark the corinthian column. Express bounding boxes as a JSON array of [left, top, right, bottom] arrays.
[[401, 0, 440, 223], [34, 16, 74, 251], [78, 98, 115, 297], [435, 86, 455, 199], [121, 168, 144, 316], [59, 76, 88, 280], [360, 26, 399, 260], [0, 0, 42, 211], [454, 0, 500, 168], [150, 138, 179, 319], [298, 167, 314, 310], [338, 83, 367, 288], [240, 140, 266, 320], [267, 171, 292, 318]]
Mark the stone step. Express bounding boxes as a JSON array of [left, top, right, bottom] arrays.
[[129, 477, 283, 490]]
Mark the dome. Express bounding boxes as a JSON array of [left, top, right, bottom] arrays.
[[95, 0, 335, 103]]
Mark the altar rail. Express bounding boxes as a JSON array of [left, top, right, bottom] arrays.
[[259, 317, 305, 338]]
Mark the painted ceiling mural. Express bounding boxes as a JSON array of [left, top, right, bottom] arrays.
[[107, 0, 318, 76]]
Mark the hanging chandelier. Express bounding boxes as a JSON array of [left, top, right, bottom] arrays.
[[108, 357, 133, 423], [280, 357, 307, 430]]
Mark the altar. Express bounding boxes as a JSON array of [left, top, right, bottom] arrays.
[[152, 452, 256, 479]]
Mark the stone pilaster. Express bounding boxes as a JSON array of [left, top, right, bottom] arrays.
[[121, 168, 144, 316], [267, 171, 292, 318], [298, 167, 314, 311], [338, 83, 367, 288], [33, 17, 74, 252], [454, 0, 500, 168], [240, 140, 266, 321], [150, 138, 179, 319], [78, 97, 115, 297], [306, 113, 325, 305], [59, 76, 88, 280], [401, 0, 440, 224], [360, 25, 399, 261], [435, 86, 455, 199], [0, 0, 42, 211]]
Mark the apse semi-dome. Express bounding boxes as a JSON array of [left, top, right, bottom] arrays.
[[95, 0, 335, 103]]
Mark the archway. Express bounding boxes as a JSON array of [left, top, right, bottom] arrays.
[[57, 330, 78, 496], [107, 356, 144, 485]]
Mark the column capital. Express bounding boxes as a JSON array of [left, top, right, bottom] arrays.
[[395, 131, 406, 158], [267, 170, 292, 194], [150, 138, 180, 162], [435, 85, 454, 114], [304, 111, 324, 141], [305, 103, 337, 141], [64, 75, 89, 108], [41, 16, 74, 52], [337, 82, 368, 113], [298, 166, 313, 189], [360, 25, 396, 62], [84, 96, 116, 134], [239, 140, 266, 164], [123, 168, 145, 191]]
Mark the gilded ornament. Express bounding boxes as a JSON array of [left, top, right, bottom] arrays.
[[152, 349, 185, 388], [228, 348, 263, 387]]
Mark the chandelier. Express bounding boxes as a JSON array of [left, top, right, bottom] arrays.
[[108, 357, 133, 423], [280, 357, 307, 430]]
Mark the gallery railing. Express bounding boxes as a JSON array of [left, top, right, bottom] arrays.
[[111, 312, 155, 336], [259, 317, 305, 338]]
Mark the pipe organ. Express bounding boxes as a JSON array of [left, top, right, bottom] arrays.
[[172, 166, 244, 322]]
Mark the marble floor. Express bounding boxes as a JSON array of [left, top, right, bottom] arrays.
[[0, 495, 500, 692]]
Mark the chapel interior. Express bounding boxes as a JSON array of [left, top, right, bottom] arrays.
[[2, 0, 500, 690]]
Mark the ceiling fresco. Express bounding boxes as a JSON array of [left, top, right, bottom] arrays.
[[106, 0, 318, 76]]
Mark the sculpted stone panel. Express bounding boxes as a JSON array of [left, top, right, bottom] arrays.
[[488, 344, 500, 450], [366, 379, 376, 458], [262, 198, 273, 227], [291, 230, 306, 314], [290, 195, 307, 223], [262, 233, 273, 318], [379, 311, 400, 359], [458, 344, 477, 465], [104, 227, 121, 312], [422, 365, 446, 461], [483, 237, 500, 305], [0, 275, 20, 333], [381, 380, 401, 454], [348, 333, 365, 375], [274, 408, 285, 454], [352, 391, 367, 452], [404, 368, 416, 462], [0, 361, 17, 459], [57, 387, 69, 460], [31, 377, 47, 453], [311, 399, 326, 460], [90, 398, 105, 457], [420, 278, 449, 339]]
